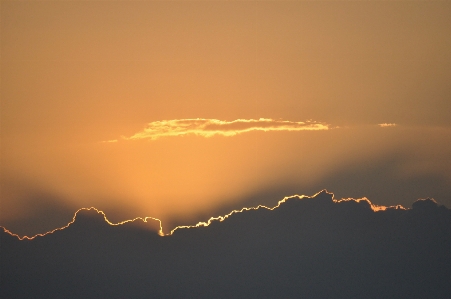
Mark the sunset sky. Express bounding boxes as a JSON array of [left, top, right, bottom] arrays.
[[1, 0, 451, 236]]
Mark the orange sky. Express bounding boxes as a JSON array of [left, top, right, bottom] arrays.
[[1, 0, 451, 235]]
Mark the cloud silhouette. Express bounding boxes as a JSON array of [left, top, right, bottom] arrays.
[[121, 118, 329, 141], [0, 177, 78, 237], [1, 191, 451, 299], [1, 207, 163, 240]]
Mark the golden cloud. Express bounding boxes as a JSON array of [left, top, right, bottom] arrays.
[[378, 123, 397, 128], [124, 118, 329, 140]]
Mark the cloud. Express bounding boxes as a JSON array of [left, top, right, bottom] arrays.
[[2, 190, 450, 298], [123, 118, 329, 141], [0, 177, 79, 237], [378, 123, 397, 128], [168, 190, 400, 234], [1, 207, 163, 240]]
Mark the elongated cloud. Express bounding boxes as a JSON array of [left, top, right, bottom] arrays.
[[378, 123, 397, 128], [126, 118, 329, 141]]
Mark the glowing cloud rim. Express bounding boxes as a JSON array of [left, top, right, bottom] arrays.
[[1, 210, 164, 240], [1, 191, 407, 240], [122, 118, 329, 141]]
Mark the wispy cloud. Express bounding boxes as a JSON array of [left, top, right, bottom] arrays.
[[378, 123, 397, 128], [123, 118, 329, 141], [102, 139, 118, 143]]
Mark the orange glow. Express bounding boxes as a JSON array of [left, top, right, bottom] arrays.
[[333, 197, 406, 212], [2, 0, 450, 236]]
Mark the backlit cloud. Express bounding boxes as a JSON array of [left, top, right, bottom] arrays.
[[2, 191, 450, 298], [125, 118, 329, 141]]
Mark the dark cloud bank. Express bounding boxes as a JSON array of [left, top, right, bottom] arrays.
[[2, 191, 451, 299]]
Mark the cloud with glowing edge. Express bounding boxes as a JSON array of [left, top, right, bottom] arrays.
[[120, 118, 330, 141], [1, 190, 407, 240]]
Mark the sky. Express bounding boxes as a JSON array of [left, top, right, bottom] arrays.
[[1, 0, 451, 236]]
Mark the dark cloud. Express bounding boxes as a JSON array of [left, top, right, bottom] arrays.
[[230, 152, 451, 212], [0, 178, 77, 236], [164, 152, 450, 233], [2, 191, 450, 298], [313, 153, 451, 208], [0, 176, 154, 237]]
